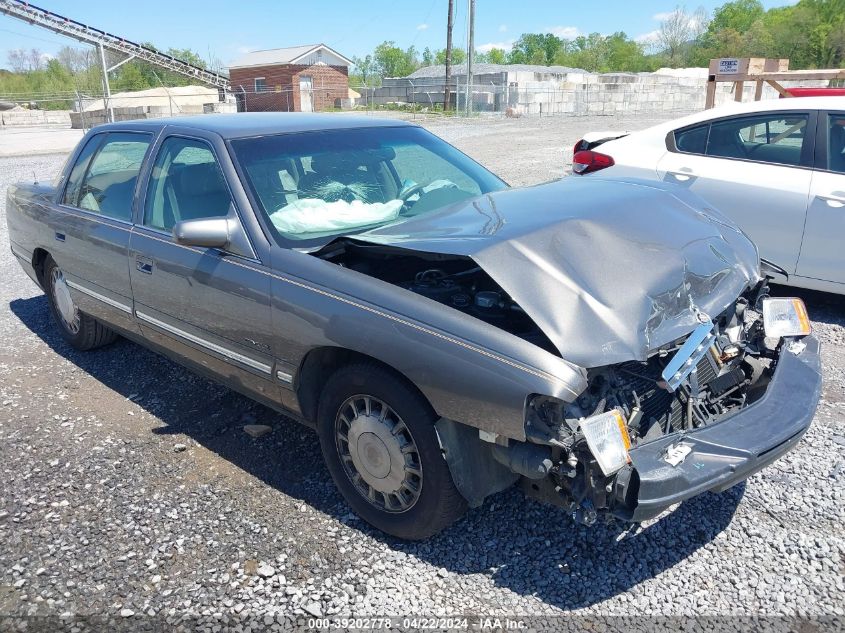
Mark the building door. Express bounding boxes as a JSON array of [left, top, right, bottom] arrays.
[[299, 75, 313, 112]]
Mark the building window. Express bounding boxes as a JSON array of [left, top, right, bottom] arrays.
[[254, 77, 267, 93]]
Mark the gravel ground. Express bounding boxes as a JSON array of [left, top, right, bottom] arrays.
[[1, 115, 844, 629]]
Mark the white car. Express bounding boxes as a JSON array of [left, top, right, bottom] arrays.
[[572, 96, 845, 294]]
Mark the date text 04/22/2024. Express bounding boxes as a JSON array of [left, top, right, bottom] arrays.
[[306, 617, 528, 629]]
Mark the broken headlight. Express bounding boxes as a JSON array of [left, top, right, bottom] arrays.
[[579, 409, 631, 476], [762, 297, 811, 339]]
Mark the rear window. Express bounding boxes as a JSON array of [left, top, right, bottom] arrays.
[[706, 114, 808, 166], [62, 132, 152, 221]]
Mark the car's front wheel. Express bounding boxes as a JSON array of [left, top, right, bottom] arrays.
[[317, 363, 467, 540], [44, 257, 118, 351]]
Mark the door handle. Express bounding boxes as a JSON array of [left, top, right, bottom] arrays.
[[135, 257, 153, 274], [668, 170, 695, 182], [54, 232, 65, 242], [819, 194, 845, 208]]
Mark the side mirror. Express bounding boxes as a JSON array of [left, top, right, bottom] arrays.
[[173, 217, 229, 249], [172, 205, 255, 259]]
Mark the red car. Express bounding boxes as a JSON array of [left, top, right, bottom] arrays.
[[783, 87, 845, 98]]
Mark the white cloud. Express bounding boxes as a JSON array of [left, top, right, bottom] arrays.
[[652, 11, 674, 21], [498, 24, 508, 33], [477, 40, 514, 53], [548, 25, 580, 39], [416, 23, 429, 31], [635, 29, 661, 43]]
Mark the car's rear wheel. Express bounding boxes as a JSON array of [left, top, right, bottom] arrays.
[[44, 257, 118, 351], [317, 363, 467, 540]]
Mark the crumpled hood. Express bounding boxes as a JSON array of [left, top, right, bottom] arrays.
[[353, 177, 760, 366]]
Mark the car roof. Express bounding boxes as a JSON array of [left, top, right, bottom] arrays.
[[92, 112, 414, 139]]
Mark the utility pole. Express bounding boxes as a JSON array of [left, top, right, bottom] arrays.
[[443, 0, 454, 111], [465, 0, 475, 116]]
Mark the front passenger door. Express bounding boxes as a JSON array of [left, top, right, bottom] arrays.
[[129, 134, 277, 402]]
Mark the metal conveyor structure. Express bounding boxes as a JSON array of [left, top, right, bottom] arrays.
[[0, 0, 230, 120]]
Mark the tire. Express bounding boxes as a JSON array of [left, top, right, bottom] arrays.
[[317, 363, 467, 540], [44, 257, 118, 351]]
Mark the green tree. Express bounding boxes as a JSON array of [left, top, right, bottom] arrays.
[[565, 33, 610, 71], [486, 48, 507, 64], [508, 33, 563, 65], [434, 47, 465, 65], [708, 0, 764, 34], [605, 33, 652, 71], [373, 41, 418, 77], [351, 54, 377, 86]]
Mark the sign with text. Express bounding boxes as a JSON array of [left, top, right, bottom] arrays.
[[718, 58, 740, 74]]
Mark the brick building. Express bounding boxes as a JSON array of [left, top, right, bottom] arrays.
[[228, 44, 351, 113]]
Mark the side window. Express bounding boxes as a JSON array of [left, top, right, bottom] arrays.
[[73, 133, 151, 221], [827, 114, 845, 174], [706, 113, 809, 166], [674, 124, 708, 155], [62, 134, 105, 207], [144, 137, 232, 232]]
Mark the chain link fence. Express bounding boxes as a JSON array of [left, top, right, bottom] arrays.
[[1, 73, 837, 131]]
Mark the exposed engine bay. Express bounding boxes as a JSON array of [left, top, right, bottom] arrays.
[[316, 240, 557, 352], [521, 280, 783, 523]]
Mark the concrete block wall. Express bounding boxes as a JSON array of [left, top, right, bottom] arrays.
[[367, 70, 830, 116], [70, 104, 215, 128], [1, 109, 71, 127], [507, 74, 828, 116]]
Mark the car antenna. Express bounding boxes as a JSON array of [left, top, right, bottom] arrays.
[[33, 171, 38, 185]]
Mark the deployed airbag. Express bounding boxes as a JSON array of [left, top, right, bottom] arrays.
[[270, 198, 403, 235]]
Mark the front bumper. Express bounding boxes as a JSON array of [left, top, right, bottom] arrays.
[[613, 335, 822, 522]]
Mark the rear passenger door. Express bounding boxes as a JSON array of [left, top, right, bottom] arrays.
[[657, 111, 815, 274], [56, 131, 153, 333], [796, 111, 845, 285], [128, 133, 277, 402]]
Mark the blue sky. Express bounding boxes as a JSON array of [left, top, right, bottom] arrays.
[[0, 0, 798, 69]]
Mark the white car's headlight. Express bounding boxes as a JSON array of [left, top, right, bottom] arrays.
[[580, 409, 631, 476], [762, 297, 811, 338]]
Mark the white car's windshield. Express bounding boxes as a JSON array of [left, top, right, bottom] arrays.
[[231, 125, 507, 247]]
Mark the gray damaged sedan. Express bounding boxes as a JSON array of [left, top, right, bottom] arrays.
[[6, 114, 822, 539]]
